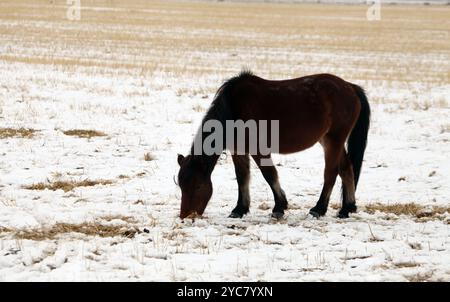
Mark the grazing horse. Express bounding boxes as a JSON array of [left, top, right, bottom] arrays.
[[177, 71, 370, 220]]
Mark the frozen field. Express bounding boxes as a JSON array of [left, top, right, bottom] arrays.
[[0, 0, 449, 281]]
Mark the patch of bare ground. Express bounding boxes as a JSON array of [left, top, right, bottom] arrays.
[[144, 152, 156, 161], [364, 203, 450, 221], [394, 261, 420, 268], [0, 128, 36, 138], [0, 227, 12, 234], [63, 129, 106, 138], [405, 271, 434, 282], [365, 203, 422, 216], [162, 229, 187, 241], [331, 203, 450, 222], [23, 179, 114, 192], [258, 202, 271, 210], [440, 124, 450, 134], [9, 222, 141, 241], [330, 204, 340, 210], [100, 215, 138, 224]]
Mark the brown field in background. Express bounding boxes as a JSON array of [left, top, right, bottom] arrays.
[[0, 0, 448, 88]]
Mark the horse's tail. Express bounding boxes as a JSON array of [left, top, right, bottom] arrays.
[[347, 84, 371, 189]]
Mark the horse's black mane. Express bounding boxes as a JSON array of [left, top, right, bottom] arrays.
[[206, 69, 254, 122], [189, 70, 254, 157]]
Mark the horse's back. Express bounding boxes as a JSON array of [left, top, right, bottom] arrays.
[[224, 72, 361, 153], [230, 73, 358, 108]]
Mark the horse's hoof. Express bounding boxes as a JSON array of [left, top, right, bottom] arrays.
[[309, 207, 326, 218], [271, 212, 284, 220], [229, 212, 243, 218], [338, 204, 357, 218], [337, 211, 349, 219], [346, 204, 357, 213]]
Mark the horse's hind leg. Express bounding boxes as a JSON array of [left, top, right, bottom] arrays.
[[229, 154, 251, 218], [252, 154, 288, 219], [337, 151, 357, 218], [309, 136, 343, 217]]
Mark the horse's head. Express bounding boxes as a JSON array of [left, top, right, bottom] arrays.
[[177, 154, 213, 219]]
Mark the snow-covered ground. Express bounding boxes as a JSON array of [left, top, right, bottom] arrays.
[[0, 0, 449, 281]]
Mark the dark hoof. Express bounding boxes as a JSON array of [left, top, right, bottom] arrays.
[[337, 211, 349, 219], [229, 212, 244, 218], [229, 206, 249, 218], [347, 204, 357, 213], [271, 211, 284, 220], [309, 207, 326, 218], [229, 208, 249, 218], [338, 204, 357, 219]]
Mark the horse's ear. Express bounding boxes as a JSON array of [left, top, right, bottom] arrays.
[[177, 154, 185, 166]]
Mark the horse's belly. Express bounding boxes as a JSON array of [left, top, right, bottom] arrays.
[[237, 87, 332, 155], [277, 133, 322, 154], [275, 117, 329, 154]]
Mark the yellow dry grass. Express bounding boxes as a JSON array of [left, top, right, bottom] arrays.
[[100, 215, 138, 224], [0, 128, 36, 139], [393, 261, 419, 268], [331, 202, 450, 221], [0, 215, 140, 240], [144, 152, 156, 161], [9, 222, 140, 241], [63, 129, 106, 138], [0, 227, 11, 233], [0, 0, 448, 87], [23, 179, 114, 192], [405, 271, 434, 282], [364, 202, 450, 218]]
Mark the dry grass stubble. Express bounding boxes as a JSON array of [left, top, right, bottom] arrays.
[[24, 179, 114, 192], [0, 128, 36, 139]]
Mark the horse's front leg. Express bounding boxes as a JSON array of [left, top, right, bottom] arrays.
[[229, 154, 251, 218], [252, 154, 288, 219]]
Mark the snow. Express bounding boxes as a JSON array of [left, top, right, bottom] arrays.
[[0, 0, 449, 281]]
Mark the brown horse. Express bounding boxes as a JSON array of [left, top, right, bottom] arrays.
[[177, 71, 370, 220]]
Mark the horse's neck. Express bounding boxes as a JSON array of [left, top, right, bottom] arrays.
[[200, 153, 220, 175], [189, 94, 231, 173], [187, 146, 220, 175], [189, 117, 224, 174]]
